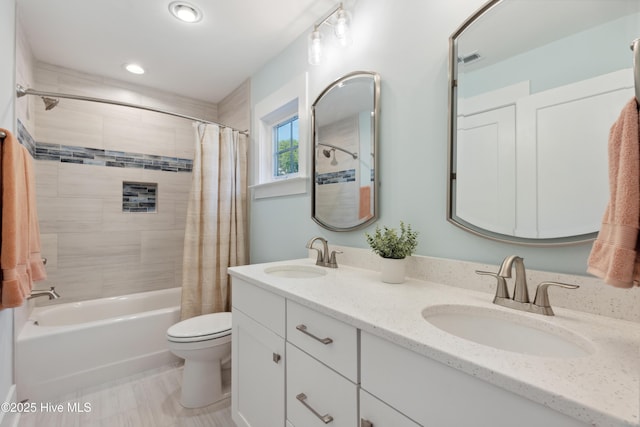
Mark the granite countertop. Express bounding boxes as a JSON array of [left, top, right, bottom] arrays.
[[228, 258, 640, 427]]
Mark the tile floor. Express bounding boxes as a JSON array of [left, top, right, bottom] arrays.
[[18, 363, 236, 427]]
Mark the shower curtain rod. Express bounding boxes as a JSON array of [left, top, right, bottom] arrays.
[[15, 85, 249, 136]]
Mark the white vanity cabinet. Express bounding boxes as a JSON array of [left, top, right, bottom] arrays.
[[361, 332, 589, 427], [232, 278, 286, 427]]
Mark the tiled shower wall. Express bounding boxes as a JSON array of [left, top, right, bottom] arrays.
[[17, 54, 249, 303]]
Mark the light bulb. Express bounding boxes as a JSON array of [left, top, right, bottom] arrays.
[[169, 2, 203, 23], [176, 6, 197, 22], [125, 63, 145, 75], [334, 9, 351, 46], [308, 30, 323, 65]]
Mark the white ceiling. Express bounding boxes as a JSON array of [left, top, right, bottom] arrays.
[[17, 0, 335, 103], [457, 0, 640, 71]]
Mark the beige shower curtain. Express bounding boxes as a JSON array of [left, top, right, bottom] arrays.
[[180, 123, 248, 320]]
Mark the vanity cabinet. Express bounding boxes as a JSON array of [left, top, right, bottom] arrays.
[[231, 275, 592, 427], [232, 279, 286, 427]]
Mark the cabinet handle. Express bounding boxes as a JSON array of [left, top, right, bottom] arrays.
[[295, 324, 333, 345], [361, 419, 373, 427], [296, 393, 334, 424], [272, 353, 281, 364]]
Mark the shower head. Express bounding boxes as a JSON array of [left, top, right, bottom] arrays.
[[322, 149, 332, 158], [42, 97, 59, 111]]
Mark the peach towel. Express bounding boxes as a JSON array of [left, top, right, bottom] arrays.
[[0, 128, 47, 309], [587, 99, 640, 288], [359, 186, 372, 220]]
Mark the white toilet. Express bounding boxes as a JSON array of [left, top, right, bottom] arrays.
[[166, 312, 232, 408]]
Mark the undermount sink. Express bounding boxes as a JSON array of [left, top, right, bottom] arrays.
[[422, 305, 595, 358], [264, 265, 328, 279]]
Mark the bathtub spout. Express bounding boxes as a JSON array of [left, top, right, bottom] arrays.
[[28, 287, 60, 300]]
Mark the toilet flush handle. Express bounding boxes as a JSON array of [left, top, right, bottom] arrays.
[[272, 353, 281, 364]]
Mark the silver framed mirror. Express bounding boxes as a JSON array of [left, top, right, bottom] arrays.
[[447, 0, 640, 245], [311, 71, 380, 231]]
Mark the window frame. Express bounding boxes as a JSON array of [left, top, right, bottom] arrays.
[[252, 73, 308, 199]]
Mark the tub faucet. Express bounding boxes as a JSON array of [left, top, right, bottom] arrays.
[[476, 256, 579, 316], [306, 237, 341, 268], [28, 286, 60, 300]]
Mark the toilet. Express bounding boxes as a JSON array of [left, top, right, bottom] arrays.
[[166, 312, 232, 408]]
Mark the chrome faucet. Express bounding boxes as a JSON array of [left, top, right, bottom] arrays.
[[306, 237, 341, 268], [476, 256, 579, 316], [28, 286, 60, 300]]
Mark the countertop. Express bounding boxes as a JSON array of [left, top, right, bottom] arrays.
[[228, 258, 640, 427]]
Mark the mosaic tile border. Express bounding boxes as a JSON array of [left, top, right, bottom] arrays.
[[316, 169, 356, 185], [16, 119, 37, 157], [17, 119, 193, 173]]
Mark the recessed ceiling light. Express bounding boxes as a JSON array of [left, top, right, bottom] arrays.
[[125, 63, 145, 75], [169, 1, 203, 23]]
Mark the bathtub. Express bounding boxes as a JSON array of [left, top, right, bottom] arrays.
[[16, 287, 181, 402]]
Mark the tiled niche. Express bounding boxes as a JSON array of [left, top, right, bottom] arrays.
[[123, 182, 158, 213]]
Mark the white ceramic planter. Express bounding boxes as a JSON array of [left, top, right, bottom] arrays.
[[380, 257, 406, 284]]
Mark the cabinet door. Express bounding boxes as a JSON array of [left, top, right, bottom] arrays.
[[360, 390, 420, 427], [232, 309, 285, 427]]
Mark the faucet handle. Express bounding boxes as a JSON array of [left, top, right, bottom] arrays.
[[475, 270, 510, 300], [328, 250, 342, 268], [533, 281, 579, 315]]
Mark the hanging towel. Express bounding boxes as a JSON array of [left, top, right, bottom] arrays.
[[587, 98, 640, 288], [0, 129, 47, 309]]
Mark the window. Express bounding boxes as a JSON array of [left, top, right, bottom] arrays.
[[273, 115, 299, 178], [252, 73, 308, 199]]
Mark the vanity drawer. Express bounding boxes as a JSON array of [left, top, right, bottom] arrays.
[[286, 343, 357, 427], [232, 277, 285, 337], [360, 389, 420, 427], [286, 300, 358, 382]]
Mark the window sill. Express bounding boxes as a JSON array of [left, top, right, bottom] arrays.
[[250, 176, 308, 199]]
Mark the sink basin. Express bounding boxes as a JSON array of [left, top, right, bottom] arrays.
[[422, 305, 594, 358], [264, 265, 328, 279]]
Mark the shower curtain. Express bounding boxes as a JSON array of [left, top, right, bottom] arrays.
[[180, 123, 248, 320]]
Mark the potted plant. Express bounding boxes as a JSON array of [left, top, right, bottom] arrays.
[[365, 221, 419, 283]]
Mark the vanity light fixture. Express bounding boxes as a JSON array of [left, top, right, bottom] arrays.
[[308, 30, 323, 66], [125, 63, 145, 75], [307, 3, 352, 65], [168, 1, 203, 23]]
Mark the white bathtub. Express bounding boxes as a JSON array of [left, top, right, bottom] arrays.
[[16, 287, 182, 402]]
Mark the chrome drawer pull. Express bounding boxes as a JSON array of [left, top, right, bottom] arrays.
[[296, 393, 333, 424], [272, 353, 281, 364], [296, 324, 333, 345], [361, 419, 373, 427]]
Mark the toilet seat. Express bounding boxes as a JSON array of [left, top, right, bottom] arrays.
[[167, 312, 231, 343]]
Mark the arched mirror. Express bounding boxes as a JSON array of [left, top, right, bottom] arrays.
[[448, 0, 640, 245], [311, 71, 380, 231]]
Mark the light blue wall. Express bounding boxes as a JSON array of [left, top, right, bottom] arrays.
[[462, 14, 640, 97], [249, 0, 606, 275], [0, 0, 16, 409]]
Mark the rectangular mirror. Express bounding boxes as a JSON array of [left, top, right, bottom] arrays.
[[311, 71, 380, 231], [448, 0, 640, 245]]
